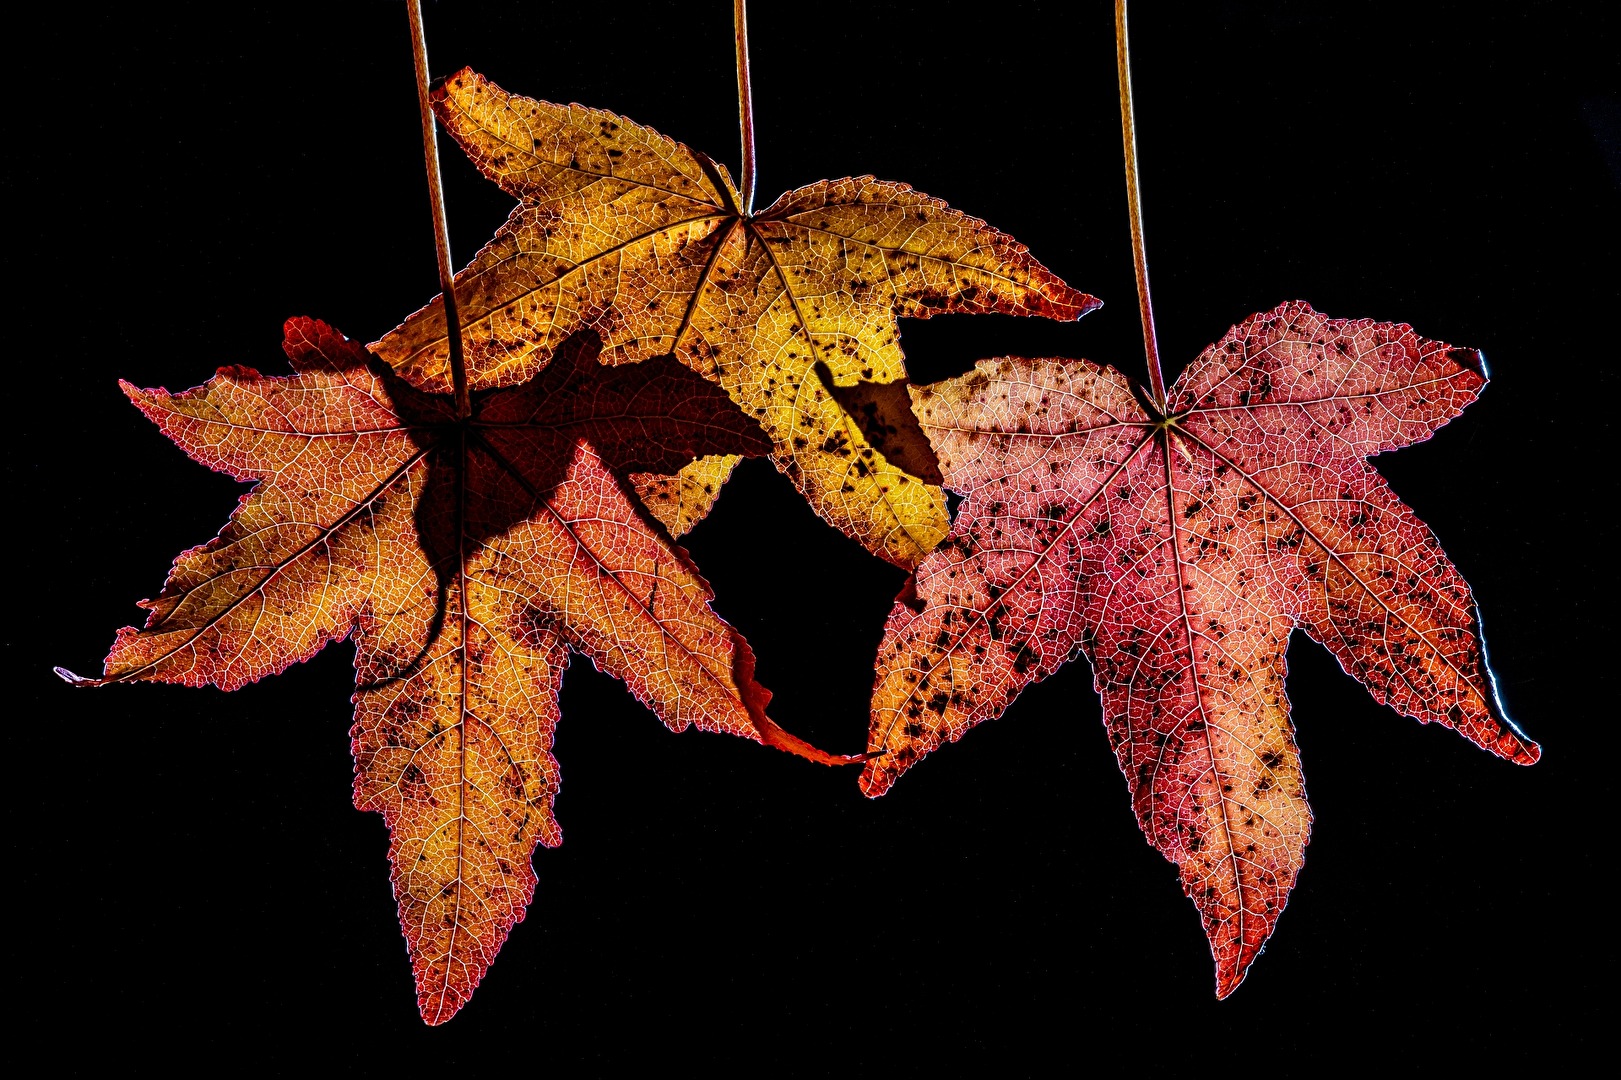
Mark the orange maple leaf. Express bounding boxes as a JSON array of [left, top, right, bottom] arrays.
[[864, 302, 1539, 996], [61, 318, 844, 1023], [371, 68, 1097, 566]]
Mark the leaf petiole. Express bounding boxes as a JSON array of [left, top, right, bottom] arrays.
[[406, 0, 471, 420], [1115, 0, 1167, 407], [734, 0, 757, 217]]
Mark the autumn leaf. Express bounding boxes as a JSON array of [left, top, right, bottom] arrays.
[[371, 68, 1097, 563], [863, 301, 1539, 996], [59, 317, 850, 1024], [629, 453, 743, 538]]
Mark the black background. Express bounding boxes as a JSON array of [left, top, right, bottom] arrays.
[[9, 1, 1614, 1070]]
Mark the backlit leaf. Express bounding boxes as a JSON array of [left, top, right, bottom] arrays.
[[864, 301, 1538, 996], [371, 69, 1096, 567], [66, 319, 847, 1023]]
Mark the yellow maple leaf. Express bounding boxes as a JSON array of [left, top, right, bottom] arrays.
[[372, 69, 1096, 564]]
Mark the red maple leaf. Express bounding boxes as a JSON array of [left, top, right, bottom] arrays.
[[863, 301, 1539, 996], [59, 317, 847, 1023]]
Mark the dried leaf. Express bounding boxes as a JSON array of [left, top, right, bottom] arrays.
[[65, 319, 845, 1024], [864, 301, 1538, 996], [371, 68, 1096, 566]]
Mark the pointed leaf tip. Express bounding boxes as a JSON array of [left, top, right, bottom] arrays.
[[429, 65, 475, 102], [1215, 958, 1252, 1000], [1447, 346, 1487, 378], [1508, 735, 1541, 765], [754, 716, 878, 767]]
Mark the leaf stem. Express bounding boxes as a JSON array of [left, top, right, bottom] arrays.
[[1115, 0, 1167, 407], [407, 0, 470, 420], [734, 0, 757, 216]]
